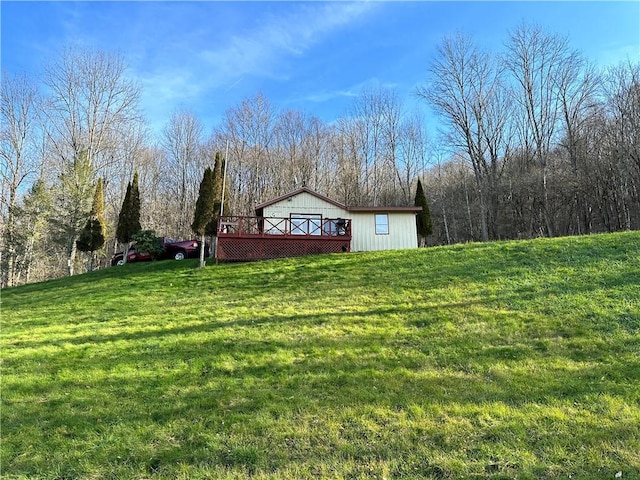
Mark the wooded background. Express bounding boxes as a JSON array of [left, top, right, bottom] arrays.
[[2, 24, 639, 286]]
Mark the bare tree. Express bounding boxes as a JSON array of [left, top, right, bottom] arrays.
[[136, 145, 172, 235], [41, 46, 142, 275], [348, 85, 404, 205], [397, 111, 430, 204], [418, 33, 509, 241], [425, 144, 452, 244], [330, 117, 367, 206], [42, 47, 142, 172], [272, 110, 332, 194], [274, 109, 310, 192], [504, 23, 575, 237], [556, 56, 600, 234], [425, 153, 479, 243], [161, 110, 205, 238], [219, 92, 277, 214], [0, 73, 42, 287], [600, 60, 640, 230], [302, 116, 332, 193]]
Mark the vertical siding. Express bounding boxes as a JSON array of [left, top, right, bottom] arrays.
[[351, 212, 418, 252], [261, 191, 417, 252], [262, 191, 349, 219]]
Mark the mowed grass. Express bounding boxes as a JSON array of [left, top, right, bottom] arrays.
[[1, 232, 639, 479]]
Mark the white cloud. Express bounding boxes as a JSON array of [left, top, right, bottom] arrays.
[[140, 69, 203, 103], [598, 42, 640, 67], [119, 2, 376, 135], [303, 89, 360, 103], [303, 77, 399, 102], [196, 2, 376, 88], [131, 2, 376, 132]]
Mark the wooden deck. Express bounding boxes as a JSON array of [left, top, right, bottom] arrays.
[[215, 216, 352, 261]]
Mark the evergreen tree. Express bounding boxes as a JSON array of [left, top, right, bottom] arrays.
[[93, 177, 106, 238], [192, 167, 215, 267], [205, 152, 229, 238], [76, 178, 106, 270], [415, 178, 433, 246], [116, 171, 142, 263], [49, 150, 95, 276], [130, 171, 142, 235], [116, 181, 133, 244], [76, 219, 105, 269]]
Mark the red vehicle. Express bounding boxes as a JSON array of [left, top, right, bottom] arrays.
[[111, 237, 208, 266]]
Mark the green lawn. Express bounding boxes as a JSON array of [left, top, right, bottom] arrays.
[[1, 232, 639, 479]]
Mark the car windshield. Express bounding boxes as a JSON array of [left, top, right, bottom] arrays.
[[165, 238, 175, 243]]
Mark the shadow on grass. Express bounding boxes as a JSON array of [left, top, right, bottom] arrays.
[[2, 232, 639, 478], [5, 297, 638, 409], [4, 319, 638, 477]]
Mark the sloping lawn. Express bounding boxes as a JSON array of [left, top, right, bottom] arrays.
[[1, 232, 639, 479]]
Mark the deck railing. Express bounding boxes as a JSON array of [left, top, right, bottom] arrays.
[[218, 216, 351, 238], [215, 216, 352, 261]]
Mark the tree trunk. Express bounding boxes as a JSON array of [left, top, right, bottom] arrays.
[[541, 163, 555, 237], [4, 188, 18, 287], [463, 177, 474, 241], [67, 239, 77, 276], [478, 189, 489, 242], [120, 241, 132, 265], [442, 203, 451, 245], [199, 233, 206, 268]]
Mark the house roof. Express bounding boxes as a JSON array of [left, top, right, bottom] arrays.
[[255, 187, 422, 214], [255, 187, 348, 213], [347, 206, 423, 212]]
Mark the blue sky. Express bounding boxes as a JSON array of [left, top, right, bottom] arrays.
[[2, 1, 639, 139]]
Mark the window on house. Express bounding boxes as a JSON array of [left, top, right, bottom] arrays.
[[323, 219, 336, 236], [322, 218, 347, 236], [291, 214, 322, 235], [375, 213, 389, 235]]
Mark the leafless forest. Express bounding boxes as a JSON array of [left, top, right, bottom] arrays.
[[2, 24, 639, 286]]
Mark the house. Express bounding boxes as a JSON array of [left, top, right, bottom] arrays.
[[215, 187, 422, 261]]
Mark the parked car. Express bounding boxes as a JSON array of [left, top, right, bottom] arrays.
[[111, 237, 208, 266]]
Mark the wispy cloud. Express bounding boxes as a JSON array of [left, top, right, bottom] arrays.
[[598, 42, 640, 67], [303, 89, 360, 103], [140, 69, 204, 104], [302, 77, 399, 103], [196, 2, 376, 89], [128, 2, 377, 133]]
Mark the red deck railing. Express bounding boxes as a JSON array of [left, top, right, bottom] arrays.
[[216, 216, 351, 261]]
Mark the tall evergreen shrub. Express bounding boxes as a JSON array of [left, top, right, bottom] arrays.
[[415, 179, 433, 246]]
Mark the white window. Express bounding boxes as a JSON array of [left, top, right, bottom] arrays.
[[291, 214, 322, 235], [375, 214, 389, 235]]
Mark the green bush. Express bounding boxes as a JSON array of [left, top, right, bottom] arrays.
[[132, 230, 165, 259]]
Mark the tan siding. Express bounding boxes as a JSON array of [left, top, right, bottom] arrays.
[[261, 191, 417, 252], [351, 212, 418, 252], [262, 191, 349, 219]]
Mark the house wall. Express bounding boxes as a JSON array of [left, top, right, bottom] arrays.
[[262, 191, 349, 219], [350, 211, 418, 252], [261, 191, 418, 252]]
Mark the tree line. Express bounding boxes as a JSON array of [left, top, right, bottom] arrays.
[[420, 25, 639, 244], [2, 23, 639, 286]]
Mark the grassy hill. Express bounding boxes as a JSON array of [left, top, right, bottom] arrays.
[[2, 232, 639, 479]]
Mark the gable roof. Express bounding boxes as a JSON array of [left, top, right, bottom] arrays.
[[255, 187, 348, 214], [255, 187, 422, 214]]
